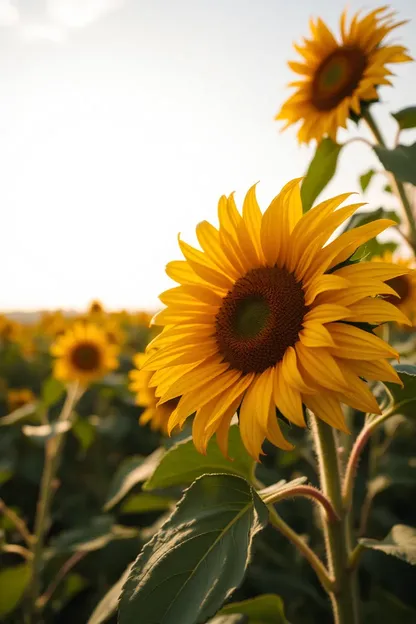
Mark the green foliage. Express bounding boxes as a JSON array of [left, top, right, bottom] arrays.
[[360, 525, 416, 565], [118, 474, 268, 624], [42, 377, 65, 407], [0, 564, 32, 617], [392, 106, 416, 131], [344, 207, 400, 233], [301, 138, 342, 212], [359, 169, 375, 192], [104, 449, 164, 510], [49, 515, 138, 554], [219, 594, 288, 623], [374, 143, 416, 185], [383, 364, 416, 415], [87, 564, 133, 624], [143, 425, 254, 491]]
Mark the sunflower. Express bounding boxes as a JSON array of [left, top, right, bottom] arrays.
[[51, 322, 119, 385], [144, 180, 410, 459], [276, 7, 412, 144], [373, 252, 416, 326], [7, 388, 36, 412], [129, 353, 179, 433]]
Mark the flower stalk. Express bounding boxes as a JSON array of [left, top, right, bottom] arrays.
[[311, 416, 360, 624], [362, 107, 416, 252], [28, 382, 80, 622]]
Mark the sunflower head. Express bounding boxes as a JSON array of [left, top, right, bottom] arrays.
[[144, 180, 409, 460], [129, 353, 179, 433], [7, 388, 36, 412], [88, 299, 105, 318], [276, 7, 412, 144], [373, 251, 416, 326], [51, 322, 119, 386]]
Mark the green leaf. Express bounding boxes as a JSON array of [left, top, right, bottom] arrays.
[[119, 474, 269, 624], [72, 416, 96, 452], [104, 449, 164, 510], [383, 363, 416, 414], [49, 515, 138, 554], [0, 564, 31, 617], [301, 138, 342, 212], [42, 377, 65, 407], [359, 237, 398, 260], [344, 208, 400, 233], [360, 525, 416, 565], [392, 106, 416, 130], [87, 564, 133, 624], [120, 493, 173, 514], [374, 143, 416, 185], [220, 594, 288, 623], [360, 169, 375, 192], [144, 425, 254, 491]]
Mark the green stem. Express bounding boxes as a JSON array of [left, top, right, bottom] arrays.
[[268, 506, 334, 593], [311, 417, 360, 624], [362, 107, 416, 251], [28, 383, 79, 621]]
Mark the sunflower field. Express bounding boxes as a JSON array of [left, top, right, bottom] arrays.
[[2, 5, 416, 624]]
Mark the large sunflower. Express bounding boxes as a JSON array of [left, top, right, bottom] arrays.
[[51, 322, 119, 385], [276, 7, 412, 144], [374, 251, 416, 326], [129, 353, 179, 433], [145, 180, 409, 459]]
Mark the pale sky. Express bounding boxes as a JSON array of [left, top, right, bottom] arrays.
[[2, 0, 416, 312]]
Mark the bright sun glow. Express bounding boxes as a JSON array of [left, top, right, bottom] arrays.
[[1, 0, 415, 312]]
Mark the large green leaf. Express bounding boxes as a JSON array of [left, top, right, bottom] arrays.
[[360, 525, 416, 565], [392, 106, 416, 131], [301, 138, 342, 212], [0, 564, 31, 617], [104, 449, 164, 510], [374, 143, 416, 185], [87, 564, 133, 624], [118, 474, 269, 624], [219, 594, 288, 623], [144, 425, 254, 491]]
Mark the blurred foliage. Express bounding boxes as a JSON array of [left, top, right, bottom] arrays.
[[0, 302, 415, 624]]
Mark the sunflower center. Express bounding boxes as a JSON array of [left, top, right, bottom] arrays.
[[385, 275, 410, 305], [70, 342, 101, 372], [312, 46, 367, 111], [215, 266, 307, 374]]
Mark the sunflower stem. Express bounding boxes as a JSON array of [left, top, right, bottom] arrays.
[[268, 505, 334, 593], [311, 416, 360, 624], [362, 107, 416, 252], [28, 383, 79, 623]]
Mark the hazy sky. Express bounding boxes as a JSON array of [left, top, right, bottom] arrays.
[[2, 0, 416, 312]]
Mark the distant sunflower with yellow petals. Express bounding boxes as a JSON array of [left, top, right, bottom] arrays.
[[51, 322, 119, 385], [373, 251, 416, 326], [129, 353, 179, 433], [7, 388, 36, 412], [145, 180, 410, 459], [276, 7, 412, 144]]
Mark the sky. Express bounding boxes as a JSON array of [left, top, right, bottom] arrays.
[[1, 0, 416, 312]]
